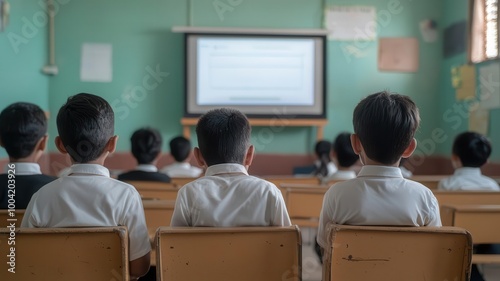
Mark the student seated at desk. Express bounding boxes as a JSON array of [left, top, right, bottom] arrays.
[[313, 140, 337, 178], [317, 92, 441, 258], [323, 132, 358, 182], [170, 108, 291, 227], [160, 136, 202, 178], [0, 102, 56, 209], [118, 128, 171, 183], [21, 93, 151, 280], [438, 132, 499, 191]]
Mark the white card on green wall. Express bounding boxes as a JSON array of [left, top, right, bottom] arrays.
[[479, 61, 500, 109]]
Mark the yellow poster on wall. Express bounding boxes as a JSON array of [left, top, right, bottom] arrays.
[[453, 65, 476, 100]]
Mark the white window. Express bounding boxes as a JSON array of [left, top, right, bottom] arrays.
[[470, 0, 499, 63]]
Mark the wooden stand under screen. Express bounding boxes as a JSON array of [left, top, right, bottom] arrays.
[[181, 118, 328, 142]]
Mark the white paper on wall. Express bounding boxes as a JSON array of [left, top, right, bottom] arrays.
[[324, 6, 377, 41], [479, 61, 500, 109], [80, 43, 113, 83]]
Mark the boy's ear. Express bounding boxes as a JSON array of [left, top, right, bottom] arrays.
[[105, 135, 118, 154], [37, 135, 49, 152], [244, 145, 255, 167], [193, 147, 207, 168], [401, 138, 417, 158], [55, 136, 68, 154], [350, 134, 363, 155]]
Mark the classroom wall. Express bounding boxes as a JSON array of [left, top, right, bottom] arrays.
[[44, 0, 444, 156], [0, 0, 50, 159], [437, 0, 500, 162]]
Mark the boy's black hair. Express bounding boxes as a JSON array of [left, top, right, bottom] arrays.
[[169, 136, 191, 162], [353, 91, 420, 165], [452, 132, 491, 167], [0, 102, 48, 159], [195, 108, 251, 166], [56, 93, 114, 163], [315, 140, 332, 177], [333, 132, 358, 168], [131, 128, 162, 164]]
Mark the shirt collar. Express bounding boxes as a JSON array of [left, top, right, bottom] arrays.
[[68, 164, 110, 177], [357, 165, 403, 178], [205, 163, 248, 176], [335, 170, 357, 176], [454, 167, 482, 176], [5, 163, 42, 175], [170, 162, 191, 168], [135, 164, 158, 172]]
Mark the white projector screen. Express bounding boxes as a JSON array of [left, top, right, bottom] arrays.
[[185, 34, 326, 118]]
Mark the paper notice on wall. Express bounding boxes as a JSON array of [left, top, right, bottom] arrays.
[[324, 6, 376, 41], [80, 43, 113, 82], [469, 107, 489, 136], [378, 38, 419, 72], [455, 65, 476, 100], [479, 61, 500, 109]]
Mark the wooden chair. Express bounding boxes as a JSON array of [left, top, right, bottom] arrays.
[[0, 227, 129, 281], [155, 226, 302, 281], [433, 190, 500, 207], [0, 209, 24, 225], [441, 204, 500, 264], [142, 199, 175, 267], [170, 177, 198, 187], [323, 223, 472, 281], [284, 186, 328, 227], [410, 175, 447, 190], [263, 175, 320, 194], [126, 181, 179, 200]]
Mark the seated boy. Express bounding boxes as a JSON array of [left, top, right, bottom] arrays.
[[323, 132, 358, 182], [170, 108, 291, 227], [160, 136, 202, 178], [317, 91, 441, 253], [118, 128, 171, 183], [438, 131, 499, 191], [0, 102, 56, 209], [21, 93, 151, 280]]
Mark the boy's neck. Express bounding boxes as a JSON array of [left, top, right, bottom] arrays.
[[363, 158, 400, 167]]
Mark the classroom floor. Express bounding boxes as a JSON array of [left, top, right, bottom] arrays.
[[300, 228, 500, 281]]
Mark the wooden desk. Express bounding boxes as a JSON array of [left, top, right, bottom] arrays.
[[441, 204, 500, 264], [181, 117, 328, 141]]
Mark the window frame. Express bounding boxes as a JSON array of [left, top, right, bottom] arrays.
[[468, 0, 500, 64]]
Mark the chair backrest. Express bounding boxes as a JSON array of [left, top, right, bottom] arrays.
[[170, 177, 197, 187], [323, 223, 472, 281], [0, 227, 129, 281], [411, 175, 447, 190], [284, 186, 328, 227], [127, 181, 179, 200], [433, 190, 500, 207], [0, 209, 24, 225], [142, 200, 175, 238], [156, 226, 302, 281], [263, 176, 320, 189], [441, 204, 500, 244]]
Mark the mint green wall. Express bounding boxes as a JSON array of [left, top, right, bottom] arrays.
[[0, 0, 49, 158], [3, 0, 445, 156], [438, 0, 500, 161]]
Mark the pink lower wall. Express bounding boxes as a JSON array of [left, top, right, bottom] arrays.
[[1, 152, 499, 177]]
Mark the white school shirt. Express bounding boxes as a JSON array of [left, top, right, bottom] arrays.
[[171, 163, 291, 227], [160, 162, 203, 178], [323, 170, 357, 182], [4, 162, 42, 175], [135, 164, 158, 172], [317, 165, 441, 248], [314, 160, 338, 177], [438, 167, 500, 191], [21, 164, 151, 261]]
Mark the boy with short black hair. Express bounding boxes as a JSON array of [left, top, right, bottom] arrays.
[[317, 91, 441, 251], [323, 132, 358, 182], [160, 136, 202, 178], [170, 108, 291, 227], [118, 128, 171, 183], [0, 102, 56, 209], [438, 131, 499, 191], [21, 93, 150, 280]]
